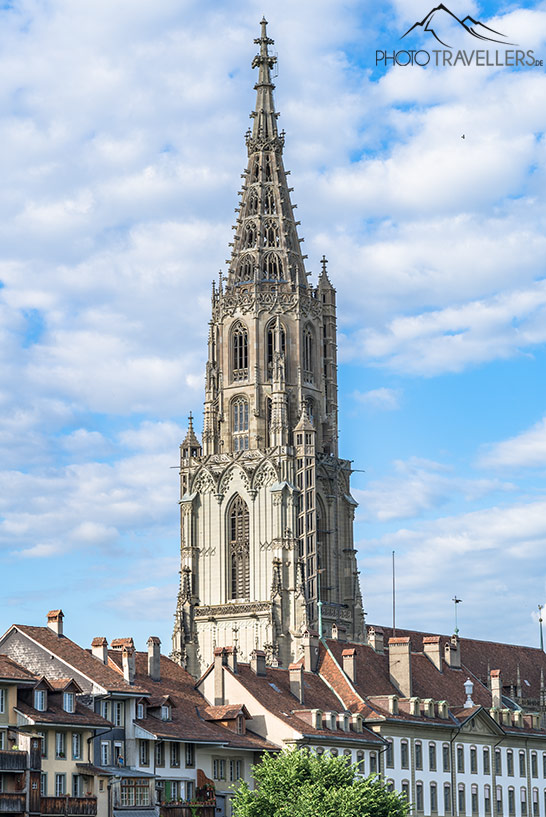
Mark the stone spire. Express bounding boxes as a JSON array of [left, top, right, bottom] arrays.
[[226, 18, 307, 289]]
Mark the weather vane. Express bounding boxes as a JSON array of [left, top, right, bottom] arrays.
[[452, 596, 462, 636]]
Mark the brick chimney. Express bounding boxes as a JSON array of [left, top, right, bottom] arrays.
[[250, 650, 267, 677], [224, 646, 237, 674], [214, 648, 226, 705], [342, 648, 357, 683], [368, 626, 384, 654], [423, 636, 442, 671], [147, 636, 161, 681], [122, 646, 135, 685], [91, 637, 108, 664], [388, 637, 412, 697], [302, 630, 319, 673], [47, 610, 64, 637], [444, 635, 461, 669], [289, 664, 304, 704], [491, 669, 502, 708]]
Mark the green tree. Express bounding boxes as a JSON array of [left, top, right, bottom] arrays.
[[232, 748, 410, 817]]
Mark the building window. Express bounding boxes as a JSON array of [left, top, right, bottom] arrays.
[[266, 321, 286, 379], [100, 700, 109, 720], [470, 746, 477, 773], [232, 322, 248, 381], [229, 760, 243, 782], [386, 740, 393, 768], [137, 703, 144, 720], [186, 782, 194, 801], [400, 740, 409, 769], [458, 784, 466, 815], [243, 222, 257, 249], [508, 787, 515, 816], [485, 784, 491, 815], [100, 741, 109, 766], [263, 221, 280, 248], [63, 692, 75, 713], [72, 733, 81, 760], [401, 781, 410, 802], [55, 774, 66, 797], [416, 781, 423, 812], [232, 397, 249, 452], [264, 190, 276, 215], [40, 773, 47, 796], [155, 743, 164, 767], [386, 780, 394, 793], [170, 742, 180, 768], [507, 750, 514, 776], [532, 788, 538, 817], [262, 252, 282, 280], [521, 787, 528, 817], [161, 705, 170, 721], [34, 689, 46, 712], [369, 753, 377, 774], [415, 740, 423, 770], [429, 742, 437, 771], [531, 752, 538, 778], [55, 732, 66, 760], [121, 779, 150, 807], [139, 740, 149, 767], [303, 326, 314, 382], [443, 743, 450, 772], [213, 759, 226, 781], [0, 689, 4, 714], [496, 786, 503, 816], [444, 784, 451, 814], [471, 784, 479, 815], [185, 743, 195, 768], [37, 732, 46, 758], [519, 751, 526, 777], [113, 701, 123, 727], [430, 783, 437, 814], [496, 749, 502, 775], [484, 747, 491, 775], [72, 775, 82, 797], [543, 752, 546, 777], [457, 744, 465, 773], [228, 494, 250, 600]]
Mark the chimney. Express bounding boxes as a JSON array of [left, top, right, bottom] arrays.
[[423, 636, 442, 671], [91, 637, 108, 664], [122, 646, 135, 685], [368, 626, 384, 654], [47, 610, 64, 637], [490, 669, 502, 708], [214, 648, 226, 705], [331, 623, 346, 642], [444, 634, 461, 669], [147, 636, 161, 681], [438, 700, 449, 719], [342, 648, 357, 683], [111, 637, 135, 651], [512, 710, 523, 728], [289, 664, 304, 704], [250, 650, 267, 677], [501, 708, 511, 726], [388, 637, 412, 697], [224, 646, 237, 674], [302, 630, 319, 673]]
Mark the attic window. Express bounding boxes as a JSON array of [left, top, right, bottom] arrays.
[[237, 715, 244, 735], [63, 692, 75, 713], [268, 683, 281, 693], [34, 690, 46, 712], [137, 703, 144, 720], [161, 705, 171, 721]]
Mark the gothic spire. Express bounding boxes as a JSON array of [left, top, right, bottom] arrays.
[[249, 18, 279, 147]]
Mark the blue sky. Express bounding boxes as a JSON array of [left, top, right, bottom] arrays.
[[1, 0, 545, 653]]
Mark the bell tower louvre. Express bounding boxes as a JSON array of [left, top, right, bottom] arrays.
[[172, 20, 365, 678]]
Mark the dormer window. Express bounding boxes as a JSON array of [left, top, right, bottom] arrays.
[[161, 705, 171, 721], [34, 690, 46, 712], [63, 693, 75, 713], [236, 715, 244, 735], [137, 703, 145, 720]]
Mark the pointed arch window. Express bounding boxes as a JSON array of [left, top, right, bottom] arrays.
[[232, 322, 248, 381], [263, 190, 276, 215], [247, 191, 259, 215], [263, 221, 280, 248], [232, 397, 249, 451], [243, 222, 257, 249], [228, 495, 250, 599], [264, 157, 273, 181], [237, 256, 254, 282], [265, 396, 272, 448], [266, 321, 286, 378], [262, 253, 283, 281], [251, 158, 260, 181], [303, 326, 314, 382]]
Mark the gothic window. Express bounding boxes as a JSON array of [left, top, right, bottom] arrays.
[[263, 189, 276, 214], [232, 322, 248, 381], [266, 321, 286, 378], [265, 397, 272, 448], [263, 221, 280, 248], [243, 222, 257, 249], [262, 253, 282, 280], [247, 191, 259, 215], [305, 397, 315, 426], [303, 325, 314, 382], [228, 495, 250, 599], [237, 256, 254, 282], [316, 495, 328, 602], [232, 397, 249, 452], [251, 158, 260, 181], [264, 156, 273, 181]]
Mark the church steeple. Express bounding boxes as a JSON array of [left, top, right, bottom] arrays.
[[250, 18, 279, 144]]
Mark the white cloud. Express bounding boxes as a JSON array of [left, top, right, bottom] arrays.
[[353, 387, 401, 410], [478, 416, 546, 469]]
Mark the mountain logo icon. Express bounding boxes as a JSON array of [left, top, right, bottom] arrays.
[[401, 4, 516, 48]]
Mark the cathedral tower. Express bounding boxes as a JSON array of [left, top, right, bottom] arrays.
[[172, 20, 365, 677]]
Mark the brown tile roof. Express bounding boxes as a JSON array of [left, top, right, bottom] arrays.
[[16, 698, 112, 728], [202, 704, 248, 721], [11, 626, 149, 695], [129, 651, 274, 752], [48, 678, 83, 693], [0, 655, 38, 683]]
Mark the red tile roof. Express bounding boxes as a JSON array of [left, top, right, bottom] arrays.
[[0, 654, 38, 683], [16, 697, 112, 728]]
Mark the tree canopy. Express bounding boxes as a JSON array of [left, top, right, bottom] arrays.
[[231, 748, 410, 817]]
